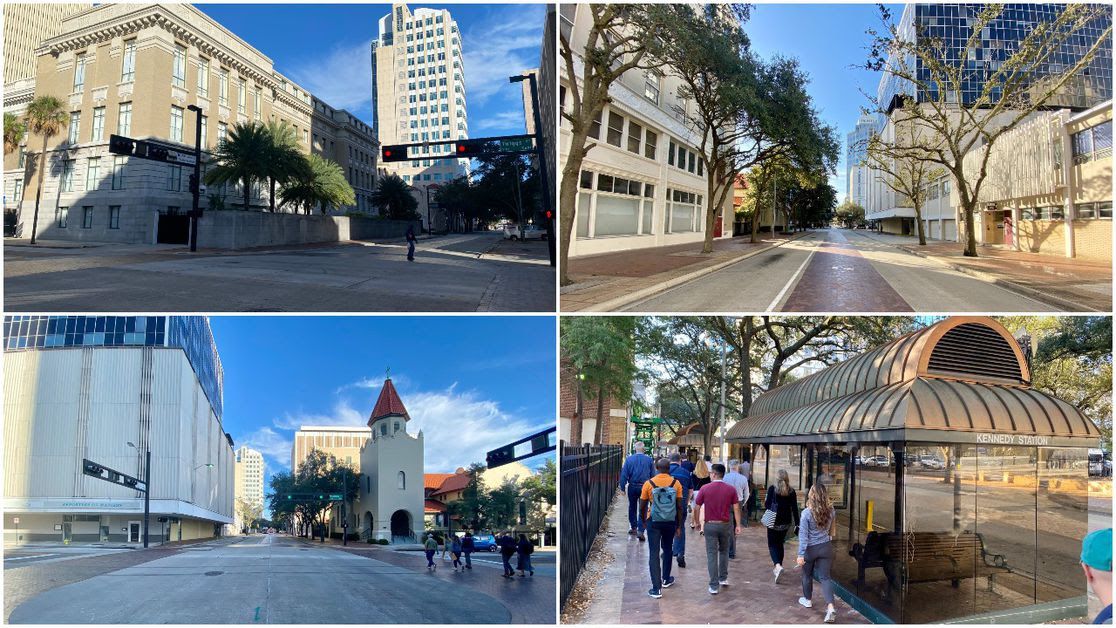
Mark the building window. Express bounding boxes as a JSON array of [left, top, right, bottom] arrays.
[[1072, 120, 1113, 164], [668, 140, 676, 166], [397, 471, 406, 490], [170, 106, 184, 142], [67, 112, 81, 144], [112, 156, 126, 190], [668, 188, 700, 233], [200, 115, 208, 148], [606, 111, 624, 147], [118, 102, 132, 137], [627, 120, 643, 154], [109, 206, 120, 229], [73, 53, 87, 92], [218, 69, 229, 106], [238, 79, 246, 113], [167, 165, 182, 191], [217, 122, 227, 147], [172, 44, 187, 88], [644, 71, 661, 104], [91, 107, 105, 142], [12, 180, 22, 203], [82, 206, 94, 229], [121, 40, 136, 82], [60, 160, 75, 192], [197, 57, 209, 98], [85, 157, 100, 191], [253, 87, 262, 120], [56, 206, 69, 228]]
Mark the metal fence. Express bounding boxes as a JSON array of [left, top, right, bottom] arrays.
[[560, 442, 623, 609]]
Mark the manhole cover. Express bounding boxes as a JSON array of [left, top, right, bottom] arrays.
[[205, 571, 223, 576]]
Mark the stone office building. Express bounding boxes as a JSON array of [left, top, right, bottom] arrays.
[[2, 315, 234, 545]]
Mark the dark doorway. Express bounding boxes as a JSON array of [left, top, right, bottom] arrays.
[[157, 212, 189, 244], [390, 510, 411, 539]]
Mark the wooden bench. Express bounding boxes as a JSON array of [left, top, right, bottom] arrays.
[[850, 531, 1009, 591]]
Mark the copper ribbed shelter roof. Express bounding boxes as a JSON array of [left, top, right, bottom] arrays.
[[727, 317, 1099, 445]]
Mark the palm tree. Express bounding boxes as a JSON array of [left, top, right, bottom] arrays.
[[24, 96, 69, 244], [204, 121, 269, 211], [263, 119, 304, 212], [4, 112, 26, 155], [279, 154, 355, 215], [371, 173, 419, 220]]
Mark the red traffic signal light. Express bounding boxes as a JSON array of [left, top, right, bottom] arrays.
[[382, 145, 409, 162], [545, 210, 553, 220], [455, 140, 485, 157]]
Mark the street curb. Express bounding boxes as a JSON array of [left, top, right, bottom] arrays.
[[579, 232, 809, 312], [887, 241, 1100, 313]]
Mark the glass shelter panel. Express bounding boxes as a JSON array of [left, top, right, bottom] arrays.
[[852, 444, 901, 621], [974, 446, 1038, 615], [1036, 447, 1090, 605]]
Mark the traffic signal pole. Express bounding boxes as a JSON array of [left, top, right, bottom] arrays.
[[187, 105, 203, 252], [514, 73, 556, 267]]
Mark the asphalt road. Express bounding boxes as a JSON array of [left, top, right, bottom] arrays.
[[8, 535, 530, 623], [4, 232, 554, 312], [4, 545, 133, 570], [625, 228, 1055, 312]]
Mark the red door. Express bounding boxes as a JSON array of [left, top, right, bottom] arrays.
[[714, 215, 723, 238], [1003, 214, 1013, 247]]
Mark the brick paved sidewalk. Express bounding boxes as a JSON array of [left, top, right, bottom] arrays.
[[570, 493, 868, 624], [854, 231, 1111, 312], [3, 537, 221, 623], [293, 536, 556, 624], [561, 233, 802, 311]]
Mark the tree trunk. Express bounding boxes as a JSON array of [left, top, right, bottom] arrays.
[[243, 176, 251, 211], [702, 167, 718, 254], [914, 201, 926, 245], [269, 176, 276, 212], [572, 376, 584, 446], [738, 318, 754, 418], [593, 385, 605, 446], [30, 137, 48, 245], [962, 202, 978, 257], [559, 128, 590, 286]]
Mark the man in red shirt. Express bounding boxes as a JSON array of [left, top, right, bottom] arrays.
[[695, 463, 742, 595]]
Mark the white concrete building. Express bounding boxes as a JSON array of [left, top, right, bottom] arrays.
[[3, 316, 234, 545], [559, 4, 733, 258], [371, 2, 469, 230], [233, 445, 264, 532]]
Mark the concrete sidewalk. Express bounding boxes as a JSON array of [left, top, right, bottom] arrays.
[[560, 233, 804, 311], [566, 492, 868, 624], [854, 230, 1111, 312]]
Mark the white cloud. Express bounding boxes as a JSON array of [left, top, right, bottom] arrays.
[[273, 400, 366, 431], [334, 374, 409, 395], [471, 109, 529, 135], [238, 426, 293, 471], [284, 38, 373, 113], [462, 5, 545, 107]]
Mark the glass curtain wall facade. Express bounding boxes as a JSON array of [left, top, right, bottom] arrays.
[[3, 315, 224, 419]]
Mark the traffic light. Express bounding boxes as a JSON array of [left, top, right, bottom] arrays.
[[382, 145, 409, 162], [108, 134, 135, 156], [487, 444, 515, 468], [83, 460, 104, 477], [545, 210, 553, 221], [455, 139, 486, 157]]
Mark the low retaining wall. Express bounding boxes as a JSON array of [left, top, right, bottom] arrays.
[[195, 212, 420, 249]]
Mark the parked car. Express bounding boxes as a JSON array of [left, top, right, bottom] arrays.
[[917, 455, 945, 470], [503, 224, 547, 240], [467, 533, 499, 552], [862, 455, 890, 468]]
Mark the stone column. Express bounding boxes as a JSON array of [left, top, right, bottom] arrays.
[[1060, 123, 1076, 258]]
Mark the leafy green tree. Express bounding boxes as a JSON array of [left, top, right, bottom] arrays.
[[834, 200, 865, 229], [433, 175, 475, 232], [279, 154, 355, 215], [262, 120, 305, 213], [205, 121, 269, 212], [560, 316, 639, 445], [520, 459, 557, 535], [447, 462, 489, 531], [236, 498, 263, 532], [371, 173, 419, 220], [24, 95, 69, 245], [487, 479, 521, 530], [862, 4, 1112, 257], [471, 153, 540, 228], [4, 112, 25, 155]]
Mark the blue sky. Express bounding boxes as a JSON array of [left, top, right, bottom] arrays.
[[210, 316, 556, 493], [196, 3, 546, 138], [745, 4, 903, 202]]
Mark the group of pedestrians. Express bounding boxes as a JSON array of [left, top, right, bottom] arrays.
[[422, 530, 535, 578], [620, 446, 840, 623]]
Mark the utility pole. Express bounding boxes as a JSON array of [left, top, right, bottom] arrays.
[[510, 73, 555, 266], [186, 105, 204, 252]]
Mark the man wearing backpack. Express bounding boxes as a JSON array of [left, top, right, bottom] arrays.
[[639, 457, 684, 599]]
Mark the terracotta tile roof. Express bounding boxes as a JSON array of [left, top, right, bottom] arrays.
[[424, 499, 447, 513], [429, 472, 470, 497], [368, 378, 409, 425], [424, 473, 454, 491]]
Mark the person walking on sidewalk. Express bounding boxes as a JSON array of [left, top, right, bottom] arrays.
[[723, 461, 750, 559], [739, 456, 754, 526], [668, 453, 693, 569], [498, 531, 517, 578], [423, 534, 438, 571], [639, 457, 684, 598], [405, 224, 417, 262], [620, 441, 654, 542], [766, 469, 800, 585], [462, 531, 475, 570], [516, 533, 535, 577], [797, 483, 837, 623], [450, 535, 463, 572], [694, 463, 742, 596]]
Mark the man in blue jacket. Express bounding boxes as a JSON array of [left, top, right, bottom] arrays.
[[619, 441, 654, 541], [668, 452, 693, 568]]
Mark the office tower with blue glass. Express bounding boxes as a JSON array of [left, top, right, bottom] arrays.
[[2, 315, 234, 545]]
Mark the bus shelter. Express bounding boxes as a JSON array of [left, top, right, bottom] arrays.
[[726, 317, 1101, 623]]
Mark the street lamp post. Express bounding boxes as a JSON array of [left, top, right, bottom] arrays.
[[509, 73, 555, 267], [186, 104, 204, 252], [126, 441, 150, 548]]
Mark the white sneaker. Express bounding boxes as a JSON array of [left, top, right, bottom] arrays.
[[824, 608, 837, 623], [708, 586, 719, 595], [773, 564, 783, 583], [719, 580, 729, 587], [798, 597, 813, 608]]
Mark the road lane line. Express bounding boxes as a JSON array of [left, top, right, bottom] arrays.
[[5, 553, 57, 561], [767, 242, 816, 311]]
